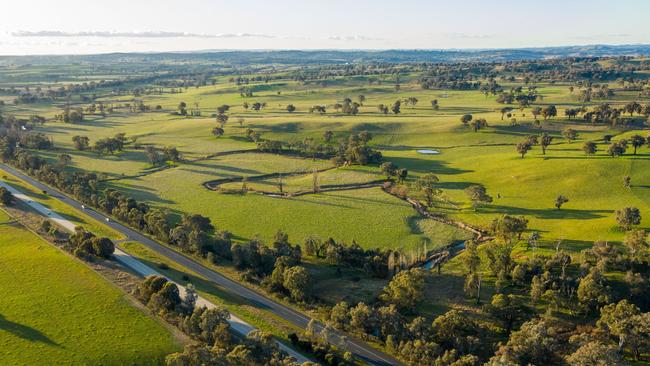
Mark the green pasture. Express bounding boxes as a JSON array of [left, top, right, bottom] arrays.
[[7, 72, 650, 254], [0, 218, 180, 365]]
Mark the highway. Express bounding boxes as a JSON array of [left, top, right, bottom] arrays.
[[0, 163, 401, 366], [0, 170, 310, 363]]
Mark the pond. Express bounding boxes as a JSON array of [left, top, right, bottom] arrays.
[[416, 149, 440, 155]]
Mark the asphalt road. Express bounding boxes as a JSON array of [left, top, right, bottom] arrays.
[[0, 163, 401, 366], [0, 176, 310, 362]]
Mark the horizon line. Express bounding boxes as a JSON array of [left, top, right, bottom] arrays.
[[1, 42, 649, 58]]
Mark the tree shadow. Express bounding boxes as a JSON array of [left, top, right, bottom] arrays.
[[107, 181, 176, 205], [441, 106, 494, 114], [350, 122, 404, 132], [382, 156, 472, 175], [481, 204, 612, 219], [1, 180, 48, 201], [437, 181, 475, 190], [185, 161, 262, 175], [285, 195, 354, 209], [0, 314, 60, 347], [258, 122, 301, 133], [325, 190, 403, 207], [490, 125, 543, 137]]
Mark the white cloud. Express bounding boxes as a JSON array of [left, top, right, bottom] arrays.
[[11, 30, 276, 38], [571, 33, 633, 40], [443, 33, 494, 40], [326, 35, 384, 41]]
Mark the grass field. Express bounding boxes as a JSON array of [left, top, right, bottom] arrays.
[[0, 213, 180, 365], [5, 72, 648, 255]]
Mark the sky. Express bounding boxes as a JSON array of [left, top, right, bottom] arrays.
[[1, 0, 649, 55]]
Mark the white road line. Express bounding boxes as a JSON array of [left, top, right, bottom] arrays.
[[0, 180, 309, 364]]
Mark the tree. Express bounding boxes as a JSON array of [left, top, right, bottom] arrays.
[[162, 146, 181, 162], [286, 104, 296, 113], [542, 105, 558, 120], [500, 107, 513, 120], [562, 128, 578, 142], [624, 101, 642, 116], [460, 114, 473, 125], [608, 141, 627, 157], [183, 283, 198, 313], [350, 302, 375, 334], [149, 281, 182, 313], [376, 304, 402, 339], [464, 273, 482, 305], [0, 187, 14, 205], [485, 241, 516, 281], [470, 118, 488, 132], [462, 240, 481, 274], [465, 185, 492, 210], [431, 310, 480, 353], [397, 168, 408, 184], [414, 173, 440, 207], [582, 141, 597, 155], [91, 237, 114, 258], [391, 100, 401, 114], [215, 113, 228, 126], [555, 195, 569, 210], [566, 341, 622, 366], [484, 294, 530, 334], [212, 127, 224, 138], [623, 229, 648, 264], [540, 133, 553, 155], [380, 161, 397, 179], [597, 300, 650, 360], [516, 140, 532, 158], [216, 104, 230, 114], [283, 266, 310, 302], [329, 301, 351, 330], [144, 145, 161, 166], [72, 135, 90, 151], [379, 268, 425, 312], [624, 175, 631, 188], [486, 319, 560, 365], [577, 267, 611, 313], [630, 134, 645, 155], [616, 207, 641, 230], [177, 101, 187, 115], [491, 214, 528, 242], [165, 344, 220, 366]]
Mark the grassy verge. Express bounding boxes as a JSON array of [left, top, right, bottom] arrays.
[[0, 212, 181, 365]]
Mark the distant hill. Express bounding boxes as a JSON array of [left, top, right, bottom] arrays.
[[1, 44, 650, 65]]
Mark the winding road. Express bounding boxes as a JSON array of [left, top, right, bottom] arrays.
[[0, 163, 401, 366]]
